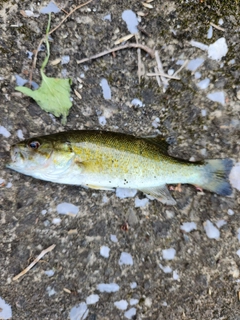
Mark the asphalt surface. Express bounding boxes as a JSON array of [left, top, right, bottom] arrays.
[[0, 1, 240, 319]]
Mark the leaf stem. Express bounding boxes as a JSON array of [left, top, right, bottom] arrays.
[[41, 13, 51, 71]]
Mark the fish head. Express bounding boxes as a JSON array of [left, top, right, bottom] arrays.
[[6, 136, 75, 181]]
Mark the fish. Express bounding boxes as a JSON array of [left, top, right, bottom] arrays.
[[6, 130, 233, 205]]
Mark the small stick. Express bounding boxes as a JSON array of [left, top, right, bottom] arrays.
[[137, 25, 151, 37], [52, 0, 69, 15], [173, 59, 188, 77], [154, 66, 161, 86], [135, 34, 145, 83], [154, 50, 168, 87], [61, 8, 69, 14], [30, 38, 44, 84], [210, 22, 225, 32], [13, 244, 56, 281], [48, 0, 93, 37], [137, 48, 141, 83], [147, 72, 180, 80], [76, 43, 155, 64]]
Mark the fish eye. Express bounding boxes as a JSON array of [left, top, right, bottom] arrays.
[[28, 140, 40, 150]]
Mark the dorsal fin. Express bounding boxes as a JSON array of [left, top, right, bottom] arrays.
[[142, 135, 169, 154]]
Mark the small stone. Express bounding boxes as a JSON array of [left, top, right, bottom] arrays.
[[144, 297, 152, 307], [127, 208, 139, 225], [227, 209, 234, 216], [165, 210, 175, 219]]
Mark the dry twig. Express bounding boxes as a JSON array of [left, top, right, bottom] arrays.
[[210, 22, 225, 32], [137, 25, 151, 37], [173, 60, 188, 77], [147, 72, 180, 80], [76, 43, 155, 64], [13, 244, 56, 281], [137, 48, 144, 83], [135, 34, 145, 83], [154, 50, 168, 88], [154, 66, 161, 86], [52, 0, 69, 15]]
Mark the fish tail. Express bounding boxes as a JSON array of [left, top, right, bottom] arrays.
[[199, 159, 233, 196]]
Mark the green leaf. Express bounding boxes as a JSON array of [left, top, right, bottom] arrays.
[[15, 14, 73, 124], [16, 71, 72, 124]]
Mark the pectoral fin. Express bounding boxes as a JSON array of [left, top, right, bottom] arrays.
[[86, 184, 115, 191], [75, 157, 107, 174], [139, 185, 176, 205]]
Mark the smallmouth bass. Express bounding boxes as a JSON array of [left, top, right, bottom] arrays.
[[7, 130, 233, 205]]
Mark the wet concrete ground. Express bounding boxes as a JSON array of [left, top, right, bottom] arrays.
[[0, 0, 240, 319]]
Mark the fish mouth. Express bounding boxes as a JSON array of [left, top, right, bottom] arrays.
[[6, 146, 23, 168], [10, 146, 19, 162]]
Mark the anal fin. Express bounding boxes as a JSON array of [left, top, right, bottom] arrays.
[[139, 185, 176, 205]]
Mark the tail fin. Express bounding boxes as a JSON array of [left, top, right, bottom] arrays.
[[200, 159, 233, 196]]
